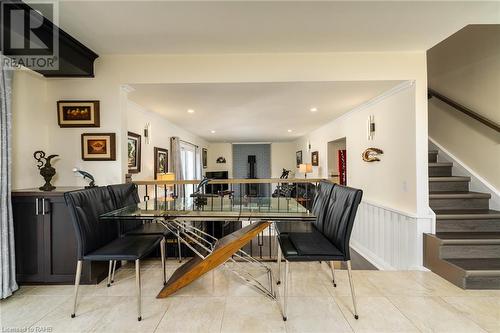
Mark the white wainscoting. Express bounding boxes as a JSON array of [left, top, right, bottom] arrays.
[[350, 200, 434, 270]]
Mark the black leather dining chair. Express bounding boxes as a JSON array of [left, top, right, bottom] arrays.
[[65, 187, 166, 321], [107, 183, 180, 285], [275, 184, 363, 321]]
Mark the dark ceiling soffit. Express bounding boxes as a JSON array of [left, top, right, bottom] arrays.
[[1, 1, 98, 77]]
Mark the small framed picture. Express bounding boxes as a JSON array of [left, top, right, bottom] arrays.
[[296, 150, 303, 167], [128, 132, 141, 174], [202, 148, 208, 169], [81, 133, 116, 161], [154, 147, 168, 179], [58, 101, 100, 127], [312, 151, 319, 166]]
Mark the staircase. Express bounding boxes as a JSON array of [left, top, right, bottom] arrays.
[[424, 149, 500, 289]]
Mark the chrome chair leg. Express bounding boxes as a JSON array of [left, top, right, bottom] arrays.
[[282, 260, 289, 321], [71, 260, 82, 318], [135, 259, 142, 321], [177, 230, 182, 263], [346, 260, 359, 319], [111, 260, 117, 283], [160, 237, 166, 285], [329, 261, 337, 287], [276, 243, 282, 285], [107, 260, 113, 287]]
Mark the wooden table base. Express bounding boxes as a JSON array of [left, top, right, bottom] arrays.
[[157, 221, 271, 298]]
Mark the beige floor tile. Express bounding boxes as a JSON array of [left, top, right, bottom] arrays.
[[325, 270, 382, 297], [389, 296, 487, 333], [281, 266, 332, 297], [221, 296, 286, 333], [443, 296, 500, 333], [0, 295, 69, 329], [402, 271, 468, 296], [284, 297, 353, 333], [336, 296, 419, 333], [24, 285, 75, 296], [89, 296, 169, 333], [362, 271, 434, 296], [155, 297, 225, 333], [169, 269, 228, 297], [32, 296, 115, 333]]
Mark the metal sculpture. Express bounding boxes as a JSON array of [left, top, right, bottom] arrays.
[[362, 147, 384, 162], [33, 151, 59, 191], [72, 168, 96, 188]]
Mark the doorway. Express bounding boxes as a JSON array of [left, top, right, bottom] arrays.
[[327, 138, 347, 185]]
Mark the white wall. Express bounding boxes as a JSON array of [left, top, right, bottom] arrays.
[[127, 100, 208, 181], [296, 82, 418, 214], [11, 70, 50, 189], [270, 142, 297, 178], [206, 143, 233, 177]]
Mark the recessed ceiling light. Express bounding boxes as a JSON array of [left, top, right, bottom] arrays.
[[210, 130, 216, 134], [287, 129, 292, 133], [187, 109, 195, 113], [310, 107, 318, 112]]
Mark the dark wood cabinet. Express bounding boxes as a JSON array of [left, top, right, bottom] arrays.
[[12, 188, 108, 285]]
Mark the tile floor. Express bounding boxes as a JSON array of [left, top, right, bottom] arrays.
[[1, 259, 499, 333]]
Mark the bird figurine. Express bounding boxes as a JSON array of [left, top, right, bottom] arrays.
[[72, 168, 96, 188], [33, 151, 59, 191]]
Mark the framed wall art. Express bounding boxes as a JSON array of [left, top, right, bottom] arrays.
[[128, 131, 142, 173], [311, 151, 319, 166], [81, 133, 116, 161], [296, 150, 303, 168], [154, 147, 168, 179], [58, 100, 100, 127], [202, 148, 208, 169]]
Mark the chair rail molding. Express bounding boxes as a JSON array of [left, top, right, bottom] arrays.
[[350, 199, 434, 270], [429, 137, 500, 210]]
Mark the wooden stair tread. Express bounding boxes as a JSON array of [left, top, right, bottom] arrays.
[[430, 191, 491, 199], [429, 176, 470, 182], [446, 258, 500, 273], [429, 162, 453, 167], [435, 209, 500, 220], [157, 221, 271, 298], [434, 232, 500, 244]]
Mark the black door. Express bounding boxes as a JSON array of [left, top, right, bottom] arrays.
[[42, 196, 81, 282], [12, 197, 45, 282]]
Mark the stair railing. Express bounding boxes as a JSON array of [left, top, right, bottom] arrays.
[[428, 89, 500, 133]]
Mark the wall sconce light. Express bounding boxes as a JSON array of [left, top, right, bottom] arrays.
[[144, 122, 151, 144], [367, 115, 375, 140]]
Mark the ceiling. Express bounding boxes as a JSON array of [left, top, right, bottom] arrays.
[[128, 81, 402, 142], [58, 1, 500, 54]]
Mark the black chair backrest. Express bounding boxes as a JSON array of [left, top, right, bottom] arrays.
[[322, 185, 363, 260], [107, 183, 142, 233], [311, 180, 335, 231], [64, 187, 118, 259], [107, 183, 140, 208]]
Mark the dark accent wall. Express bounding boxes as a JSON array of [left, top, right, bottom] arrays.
[[233, 144, 271, 198]]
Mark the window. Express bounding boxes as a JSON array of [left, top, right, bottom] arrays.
[[180, 142, 201, 197]]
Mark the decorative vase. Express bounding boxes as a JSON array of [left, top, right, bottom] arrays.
[[34, 151, 59, 191]]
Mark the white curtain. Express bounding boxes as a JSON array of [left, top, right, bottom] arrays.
[[0, 54, 18, 298], [170, 137, 184, 198]]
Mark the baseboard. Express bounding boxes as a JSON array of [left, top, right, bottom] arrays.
[[350, 240, 396, 271], [429, 137, 500, 210]]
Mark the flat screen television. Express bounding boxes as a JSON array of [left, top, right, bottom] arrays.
[[205, 171, 228, 194]]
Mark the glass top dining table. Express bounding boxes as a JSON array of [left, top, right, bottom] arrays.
[[100, 196, 315, 222]]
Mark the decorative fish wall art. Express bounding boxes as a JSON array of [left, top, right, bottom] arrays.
[[362, 148, 384, 162]]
